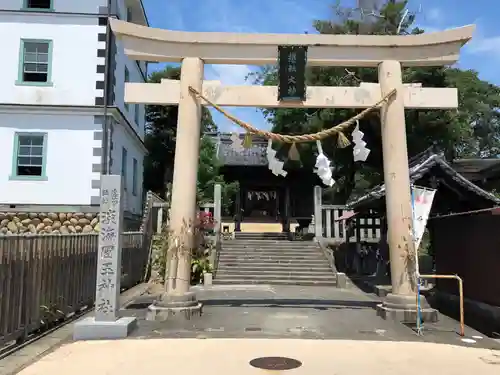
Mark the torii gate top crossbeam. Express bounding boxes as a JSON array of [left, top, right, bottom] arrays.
[[110, 19, 474, 67]]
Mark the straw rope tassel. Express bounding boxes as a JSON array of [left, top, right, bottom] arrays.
[[288, 142, 301, 161]]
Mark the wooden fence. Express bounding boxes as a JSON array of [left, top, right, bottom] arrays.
[[153, 185, 382, 243], [313, 186, 381, 243], [319, 205, 381, 242], [153, 202, 216, 234], [0, 232, 148, 349]]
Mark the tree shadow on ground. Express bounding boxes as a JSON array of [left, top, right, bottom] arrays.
[[124, 296, 379, 311], [199, 298, 379, 310]]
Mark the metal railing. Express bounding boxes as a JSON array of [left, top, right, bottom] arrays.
[[0, 232, 148, 348]]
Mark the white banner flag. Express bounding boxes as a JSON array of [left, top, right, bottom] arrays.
[[411, 186, 436, 251]]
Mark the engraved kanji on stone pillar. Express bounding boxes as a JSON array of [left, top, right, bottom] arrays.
[[95, 175, 123, 322]]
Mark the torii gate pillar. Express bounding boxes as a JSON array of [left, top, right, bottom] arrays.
[[148, 57, 205, 319], [378, 60, 435, 320]]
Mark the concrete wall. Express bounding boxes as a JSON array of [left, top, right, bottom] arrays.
[[0, 2, 146, 138], [0, 13, 103, 106], [1, 0, 145, 22], [109, 119, 144, 214], [0, 109, 99, 205], [0, 2, 147, 210], [1, 0, 105, 13], [114, 37, 146, 140]]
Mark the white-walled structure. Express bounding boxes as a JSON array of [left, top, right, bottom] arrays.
[[0, 0, 147, 214]]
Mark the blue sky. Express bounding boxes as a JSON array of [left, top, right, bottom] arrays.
[[143, 0, 500, 132]]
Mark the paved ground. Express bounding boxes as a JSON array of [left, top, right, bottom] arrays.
[[14, 338, 500, 375], [122, 285, 500, 348], [5, 284, 500, 374]]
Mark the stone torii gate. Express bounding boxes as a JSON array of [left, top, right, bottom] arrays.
[[110, 19, 474, 320]]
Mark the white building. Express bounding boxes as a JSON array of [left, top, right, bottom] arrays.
[[0, 0, 148, 215]]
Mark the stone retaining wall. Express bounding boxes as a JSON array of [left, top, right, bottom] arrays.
[[0, 212, 99, 235]]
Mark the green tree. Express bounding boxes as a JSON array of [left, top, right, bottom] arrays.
[[144, 66, 217, 196], [144, 66, 238, 212], [197, 136, 239, 215], [251, 0, 500, 203]]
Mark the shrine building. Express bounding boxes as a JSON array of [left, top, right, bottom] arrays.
[[208, 133, 320, 233]]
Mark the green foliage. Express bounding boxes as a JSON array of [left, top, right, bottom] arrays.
[[152, 222, 214, 285], [191, 242, 213, 285], [144, 66, 239, 213], [197, 136, 240, 215], [151, 233, 168, 282], [144, 66, 217, 197], [249, 0, 500, 203]]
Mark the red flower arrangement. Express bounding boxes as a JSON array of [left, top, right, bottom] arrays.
[[196, 211, 216, 231]]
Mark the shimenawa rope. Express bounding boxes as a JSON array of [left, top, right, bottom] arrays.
[[188, 86, 397, 147]]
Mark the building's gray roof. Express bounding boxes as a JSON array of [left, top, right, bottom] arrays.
[[347, 148, 500, 210], [208, 133, 269, 166], [450, 158, 500, 181]]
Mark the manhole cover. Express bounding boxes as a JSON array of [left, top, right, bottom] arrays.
[[249, 357, 302, 371]]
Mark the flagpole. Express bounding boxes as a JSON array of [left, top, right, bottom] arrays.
[[410, 185, 423, 335]]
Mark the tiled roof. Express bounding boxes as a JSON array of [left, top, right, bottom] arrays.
[[450, 158, 500, 175], [347, 148, 500, 210]]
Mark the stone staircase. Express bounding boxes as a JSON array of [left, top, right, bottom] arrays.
[[214, 232, 337, 286]]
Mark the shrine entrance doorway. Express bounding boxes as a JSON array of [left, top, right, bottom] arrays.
[[239, 187, 282, 233], [243, 188, 279, 222]]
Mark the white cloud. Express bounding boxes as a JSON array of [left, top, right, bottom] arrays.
[[456, 22, 500, 59], [467, 35, 500, 56], [427, 7, 443, 23], [206, 64, 253, 86]]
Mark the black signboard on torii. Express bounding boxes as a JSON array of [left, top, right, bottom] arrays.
[[277, 45, 307, 101]]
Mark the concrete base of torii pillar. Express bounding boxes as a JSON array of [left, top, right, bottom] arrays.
[[376, 294, 438, 323], [146, 292, 203, 322], [146, 57, 204, 322]]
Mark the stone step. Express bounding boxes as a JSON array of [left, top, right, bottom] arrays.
[[219, 256, 326, 262], [231, 238, 289, 242], [222, 238, 317, 246], [223, 241, 308, 245], [216, 268, 334, 276], [217, 260, 331, 267], [226, 245, 315, 248], [217, 232, 332, 286], [212, 278, 337, 286], [220, 250, 323, 255], [220, 250, 324, 259], [234, 233, 288, 237], [235, 231, 289, 236], [218, 255, 326, 262], [222, 242, 319, 250], [222, 250, 315, 254], [216, 265, 333, 273], [223, 244, 320, 248], [235, 234, 288, 238], [221, 250, 322, 254], [224, 244, 301, 248], [221, 245, 321, 250], [216, 272, 336, 280]]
